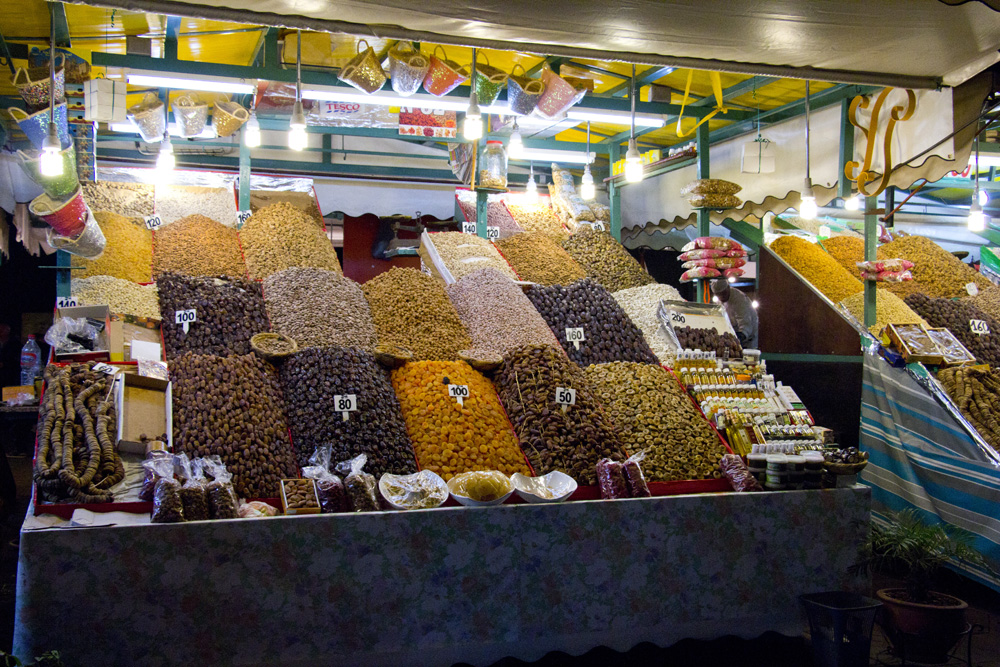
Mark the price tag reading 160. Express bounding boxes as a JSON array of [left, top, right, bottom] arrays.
[[971, 319, 990, 336], [175, 309, 197, 334], [448, 384, 470, 406], [565, 327, 585, 350]]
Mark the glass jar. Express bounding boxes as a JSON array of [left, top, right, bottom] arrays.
[[479, 140, 508, 189]]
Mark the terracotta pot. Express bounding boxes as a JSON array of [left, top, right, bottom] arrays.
[[876, 588, 968, 664]]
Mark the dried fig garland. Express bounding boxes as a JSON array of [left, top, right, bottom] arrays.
[[34, 363, 124, 504]]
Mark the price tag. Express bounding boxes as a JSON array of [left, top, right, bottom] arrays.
[[565, 327, 585, 351], [92, 362, 117, 376], [555, 387, 576, 413], [56, 297, 78, 309], [175, 308, 197, 334], [970, 319, 990, 336], [236, 210, 252, 228], [670, 311, 686, 325], [967, 282, 980, 297], [592, 222, 606, 232], [462, 221, 478, 235], [448, 384, 470, 406], [144, 215, 163, 230], [334, 394, 357, 421], [486, 226, 500, 240]]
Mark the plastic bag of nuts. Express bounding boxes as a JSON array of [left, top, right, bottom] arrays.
[[335, 453, 380, 512], [177, 454, 209, 521], [623, 451, 651, 498], [301, 445, 347, 513], [596, 458, 629, 499], [139, 449, 172, 502], [203, 456, 240, 519], [150, 457, 184, 523]]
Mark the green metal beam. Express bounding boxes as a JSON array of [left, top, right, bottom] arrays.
[[49, 2, 70, 49], [526, 56, 566, 77], [0, 27, 17, 75], [721, 218, 762, 249], [163, 16, 181, 62], [563, 61, 627, 81], [609, 142, 621, 240], [864, 195, 878, 329], [605, 66, 675, 97]]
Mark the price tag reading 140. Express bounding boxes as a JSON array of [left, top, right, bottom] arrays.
[[56, 297, 78, 309], [565, 327, 585, 350], [334, 394, 357, 421], [448, 384, 470, 406], [462, 221, 478, 235], [971, 319, 990, 336], [175, 309, 197, 334]]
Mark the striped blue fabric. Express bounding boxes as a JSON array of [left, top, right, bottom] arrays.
[[859, 350, 1000, 591]]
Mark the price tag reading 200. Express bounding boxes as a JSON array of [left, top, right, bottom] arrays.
[[175, 309, 197, 334], [448, 384, 470, 406], [565, 327, 585, 350]]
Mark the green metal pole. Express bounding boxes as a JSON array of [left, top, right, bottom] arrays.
[[475, 189, 488, 238], [56, 250, 71, 298], [696, 122, 711, 302], [864, 195, 878, 330], [238, 137, 250, 213], [608, 142, 621, 240]]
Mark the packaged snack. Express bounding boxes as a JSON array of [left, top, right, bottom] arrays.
[[178, 454, 209, 521], [680, 267, 722, 283], [678, 249, 726, 261], [681, 257, 747, 270], [150, 457, 183, 523], [623, 451, 651, 498], [596, 458, 629, 499], [723, 268, 745, 279], [860, 270, 913, 282], [301, 445, 347, 514], [202, 456, 239, 519], [681, 237, 744, 252], [238, 500, 279, 518], [688, 194, 742, 209], [726, 248, 749, 258], [680, 179, 742, 196], [336, 453, 380, 512], [719, 454, 763, 492], [139, 450, 171, 502], [856, 259, 914, 272]]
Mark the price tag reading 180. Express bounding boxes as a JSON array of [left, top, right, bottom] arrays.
[[971, 319, 990, 336], [565, 327, 585, 350], [175, 309, 197, 334], [448, 384, 470, 406], [334, 394, 357, 421], [144, 215, 163, 230], [462, 221, 478, 235]]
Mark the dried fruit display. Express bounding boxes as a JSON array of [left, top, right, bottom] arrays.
[[71, 211, 152, 283], [904, 293, 1000, 366], [240, 202, 341, 280], [152, 214, 246, 279], [429, 232, 517, 281], [878, 235, 992, 299], [937, 366, 1000, 452], [82, 181, 154, 218], [72, 276, 159, 319], [560, 227, 654, 292], [839, 289, 926, 336], [612, 283, 684, 363], [494, 233, 587, 285], [770, 235, 863, 303]]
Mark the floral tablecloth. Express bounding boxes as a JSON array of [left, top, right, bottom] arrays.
[[14, 487, 870, 666]]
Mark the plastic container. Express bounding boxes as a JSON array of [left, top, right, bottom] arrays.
[[20, 335, 42, 386], [800, 592, 881, 667], [510, 471, 577, 503], [479, 140, 507, 190]]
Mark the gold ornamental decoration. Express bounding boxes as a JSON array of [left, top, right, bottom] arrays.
[[846, 87, 917, 197]]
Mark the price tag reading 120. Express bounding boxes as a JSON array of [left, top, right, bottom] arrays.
[[448, 384, 470, 406], [144, 215, 162, 230], [334, 394, 357, 421], [175, 309, 197, 334], [486, 226, 500, 240], [971, 319, 990, 336], [565, 327, 585, 350]]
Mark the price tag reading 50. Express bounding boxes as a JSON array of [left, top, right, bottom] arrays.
[[565, 327, 585, 350], [555, 387, 576, 406], [448, 384, 470, 406], [175, 309, 197, 334], [971, 319, 990, 336], [334, 394, 357, 421]]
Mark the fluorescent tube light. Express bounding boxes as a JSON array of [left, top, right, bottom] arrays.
[[127, 72, 256, 95], [567, 109, 665, 128], [511, 148, 594, 164]]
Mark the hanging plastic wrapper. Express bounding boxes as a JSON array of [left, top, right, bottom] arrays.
[[338, 39, 387, 94], [388, 42, 430, 97], [150, 456, 184, 523], [202, 455, 239, 519], [301, 444, 347, 513], [335, 453, 380, 512]]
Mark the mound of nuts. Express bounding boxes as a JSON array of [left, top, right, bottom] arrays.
[[612, 283, 685, 363], [880, 235, 994, 299], [964, 286, 1000, 322], [505, 203, 569, 241], [585, 362, 727, 482], [240, 202, 342, 280], [494, 233, 587, 285], [456, 193, 523, 237], [771, 235, 864, 304], [82, 181, 154, 218], [152, 214, 246, 279], [493, 344, 626, 485], [72, 211, 152, 283], [391, 360, 530, 481], [362, 267, 472, 361], [264, 267, 377, 351], [282, 478, 320, 511], [840, 289, 927, 336], [157, 273, 269, 359], [428, 231, 518, 281], [155, 184, 237, 227], [905, 293, 1000, 366], [72, 275, 159, 319], [561, 227, 654, 292], [279, 346, 416, 476], [171, 353, 298, 499], [447, 267, 559, 357], [525, 278, 658, 366]]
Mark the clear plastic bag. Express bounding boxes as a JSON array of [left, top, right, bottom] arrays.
[[596, 458, 629, 499], [719, 454, 763, 492], [202, 455, 239, 519], [681, 257, 747, 270], [44, 316, 102, 355], [680, 179, 742, 196], [856, 259, 913, 272], [139, 450, 171, 501], [178, 455, 209, 521], [679, 249, 726, 261], [238, 500, 279, 518], [681, 237, 744, 252], [688, 193, 742, 209], [680, 267, 721, 283], [860, 269, 913, 282], [335, 453, 379, 512], [623, 451, 651, 498], [723, 268, 745, 279], [301, 445, 347, 514], [150, 457, 184, 523]]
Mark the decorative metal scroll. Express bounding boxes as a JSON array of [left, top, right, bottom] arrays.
[[845, 87, 917, 197]]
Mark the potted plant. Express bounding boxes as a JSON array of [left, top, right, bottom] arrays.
[[851, 509, 994, 663]]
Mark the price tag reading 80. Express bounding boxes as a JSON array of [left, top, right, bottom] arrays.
[[334, 394, 357, 421], [448, 384, 470, 406], [970, 319, 990, 336], [462, 221, 478, 235]]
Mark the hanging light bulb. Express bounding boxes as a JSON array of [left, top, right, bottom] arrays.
[[508, 119, 523, 158], [800, 177, 818, 220], [979, 188, 990, 207], [464, 92, 483, 141], [799, 80, 817, 220], [624, 66, 644, 183], [39, 20, 62, 178], [969, 201, 986, 232], [156, 133, 175, 176], [244, 111, 261, 148], [844, 193, 861, 211], [580, 121, 595, 200], [288, 29, 308, 151], [525, 162, 539, 205]]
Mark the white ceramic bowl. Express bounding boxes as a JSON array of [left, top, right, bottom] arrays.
[[378, 470, 449, 510], [447, 471, 514, 507], [510, 471, 578, 503]]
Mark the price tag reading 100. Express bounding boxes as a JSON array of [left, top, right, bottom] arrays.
[[175, 309, 197, 334], [448, 384, 470, 406]]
